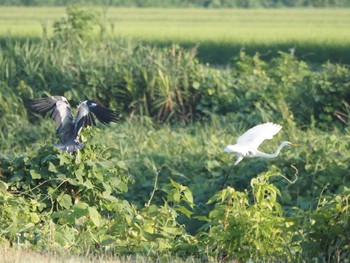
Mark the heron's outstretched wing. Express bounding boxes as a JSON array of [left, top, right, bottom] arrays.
[[74, 100, 119, 137], [236, 122, 282, 149], [27, 96, 73, 133], [86, 101, 119, 125]]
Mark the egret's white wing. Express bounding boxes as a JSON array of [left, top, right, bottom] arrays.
[[236, 122, 282, 149]]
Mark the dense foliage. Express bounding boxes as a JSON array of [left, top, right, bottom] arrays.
[[1, 0, 349, 7], [1, 6, 350, 261]]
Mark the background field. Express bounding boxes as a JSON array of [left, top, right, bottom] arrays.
[[1, 7, 350, 64]]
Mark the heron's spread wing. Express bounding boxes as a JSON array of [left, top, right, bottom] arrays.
[[236, 122, 282, 149], [74, 100, 119, 137], [29, 97, 119, 152], [74, 102, 96, 137], [87, 101, 119, 124], [28, 96, 63, 114], [28, 96, 73, 132]]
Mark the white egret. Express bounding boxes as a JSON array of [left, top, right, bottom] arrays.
[[224, 122, 295, 165], [28, 96, 119, 152]]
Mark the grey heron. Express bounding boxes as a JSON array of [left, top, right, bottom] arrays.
[[28, 96, 119, 153]]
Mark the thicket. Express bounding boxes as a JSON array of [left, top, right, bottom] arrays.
[[1, 6, 350, 261], [1, 35, 349, 127], [1, 0, 349, 7]]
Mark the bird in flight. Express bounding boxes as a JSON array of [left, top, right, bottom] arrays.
[[28, 96, 119, 152], [224, 122, 296, 166]]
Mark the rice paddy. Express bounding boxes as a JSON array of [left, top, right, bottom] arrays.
[[1, 7, 350, 63]]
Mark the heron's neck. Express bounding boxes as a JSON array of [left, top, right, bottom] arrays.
[[256, 142, 287, 159]]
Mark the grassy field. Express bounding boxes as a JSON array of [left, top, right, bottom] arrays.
[[1, 7, 350, 63]]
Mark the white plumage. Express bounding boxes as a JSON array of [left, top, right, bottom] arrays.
[[224, 122, 294, 165]]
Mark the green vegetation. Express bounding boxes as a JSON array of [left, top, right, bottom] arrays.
[[1, 6, 350, 261], [1, 7, 350, 64]]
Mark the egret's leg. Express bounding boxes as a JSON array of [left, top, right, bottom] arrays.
[[234, 156, 244, 166]]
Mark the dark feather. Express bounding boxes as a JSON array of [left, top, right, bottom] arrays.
[[28, 96, 119, 152], [27, 96, 61, 114], [87, 101, 119, 124]]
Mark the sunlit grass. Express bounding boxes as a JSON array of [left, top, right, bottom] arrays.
[[1, 7, 349, 63], [1, 7, 349, 43]]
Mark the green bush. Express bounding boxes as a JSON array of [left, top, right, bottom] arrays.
[[200, 172, 296, 261], [0, 142, 196, 256], [299, 187, 350, 261]]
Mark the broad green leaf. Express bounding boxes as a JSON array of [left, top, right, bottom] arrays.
[[183, 189, 194, 208], [109, 176, 120, 186], [72, 202, 89, 218], [209, 209, 224, 220], [58, 194, 73, 210], [51, 210, 68, 220], [88, 206, 100, 227], [73, 202, 89, 209], [103, 194, 118, 203], [24, 223, 35, 229], [194, 215, 210, 222], [117, 161, 128, 170], [83, 179, 94, 189], [102, 182, 111, 192], [177, 205, 193, 218], [10, 171, 25, 182], [75, 168, 84, 183], [192, 81, 200, 89], [30, 212, 40, 223], [143, 205, 159, 217], [142, 223, 154, 234], [162, 226, 183, 235], [168, 190, 180, 203], [93, 171, 103, 181], [38, 202, 47, 212], [56, 173, 66, 180], [30, 169, 41, 179], [86, 160, 95, 168], [59, 154, 70, 165], [75, 151, 81, 164], [97, 161, 113, 169], [48, 162, 58, 173], [143, 232, 164, 240], [170, 179, 182, 189], [207, 192, 221, 204]]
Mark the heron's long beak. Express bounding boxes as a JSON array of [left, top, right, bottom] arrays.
[[290, 143, 298, 147]]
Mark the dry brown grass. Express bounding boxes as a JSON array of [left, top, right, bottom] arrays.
[[0, 245, 201, 263], [0, 245, 137, 263]]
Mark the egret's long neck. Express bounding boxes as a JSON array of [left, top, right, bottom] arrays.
[[255, 142, 287, 159]]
